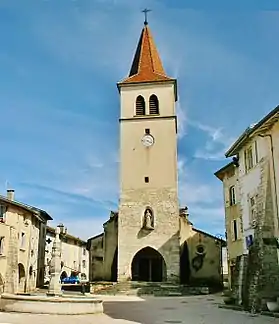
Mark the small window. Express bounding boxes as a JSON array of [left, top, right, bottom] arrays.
[[136, 95, 146, 115], [145, 128, 150, 134], [0, 205, 6, 222], [231, 219, 241, 242], [149, 94, 159, 115], [83, 248, 86, 256], [144, 177, 149, 183], [20, 232, 26, 250], [229, 186, 236, 206], [82, 260, 86, 268], [233, 219, 238, 241], [0, 237, 4, 255], [244, 146, 253, 171]]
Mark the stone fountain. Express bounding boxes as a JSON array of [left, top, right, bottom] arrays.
[[0, 225, 103, 315]]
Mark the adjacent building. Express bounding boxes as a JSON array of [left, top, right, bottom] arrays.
[[215, 161, 243, 290], [215, 105, 279, 310], [0, 189, 52, 293], [45, 225, 89, 283]]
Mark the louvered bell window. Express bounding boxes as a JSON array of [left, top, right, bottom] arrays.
[[149, 95, 159, 115], [136, 96, 146, 115]]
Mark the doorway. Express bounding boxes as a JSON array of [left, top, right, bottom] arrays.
[[131, 247, 166, 282]]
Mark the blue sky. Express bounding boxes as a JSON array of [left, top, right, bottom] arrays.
[[0, 0, 279, 240]]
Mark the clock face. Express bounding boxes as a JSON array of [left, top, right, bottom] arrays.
[[141, 134, 154, 147]]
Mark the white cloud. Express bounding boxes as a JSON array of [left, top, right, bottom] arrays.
[[177, 100, 187, 139], [187, 120, 236, 161]]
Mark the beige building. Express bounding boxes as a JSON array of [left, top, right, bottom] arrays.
[[215, 161, 243, 289], [45, 225, 89, 283], [0, 189, 52, 294], [216, 105, 279, 308]]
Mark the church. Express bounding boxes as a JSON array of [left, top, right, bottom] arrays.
[[87, 18, 225, 287]]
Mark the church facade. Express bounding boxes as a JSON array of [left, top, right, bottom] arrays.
[[87, 21, 225, 287]]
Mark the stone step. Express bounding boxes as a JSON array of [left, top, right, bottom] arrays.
[[91, 281, 210, 296]]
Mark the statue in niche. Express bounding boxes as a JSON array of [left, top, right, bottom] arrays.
[[143, 208, 154, 230]]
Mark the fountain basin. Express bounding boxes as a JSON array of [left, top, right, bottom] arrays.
[[0, 293, 103, 315]]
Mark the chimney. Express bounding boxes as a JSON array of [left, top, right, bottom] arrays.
[[7, 189, 15, 201]]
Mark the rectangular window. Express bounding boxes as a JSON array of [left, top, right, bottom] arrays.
[[0, 205, 6, 222], [0, 237, 4, 255], [245, 146, 253, 172], [144, 177, 149, 183], [145, 128, 150, 134], [82, 260, 86, 268], [231, 219, 238, 241], [20, 232, 26, 250], [229, 186, 236, 205], [83, 248, 86, 256], [249, 196, 257, 224]]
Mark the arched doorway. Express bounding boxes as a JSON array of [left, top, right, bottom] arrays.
[[180, 241, 191, 284], [18, 263, 26, 292], [131, 247, 166, 282], [60, 271, 67, 281]]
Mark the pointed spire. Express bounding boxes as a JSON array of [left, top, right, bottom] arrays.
[[119, 23, 174, 84]]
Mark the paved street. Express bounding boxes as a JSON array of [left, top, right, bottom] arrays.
[[0, 294, 278, 324]]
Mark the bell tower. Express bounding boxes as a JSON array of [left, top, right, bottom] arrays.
[[117, 18, 180, 282]]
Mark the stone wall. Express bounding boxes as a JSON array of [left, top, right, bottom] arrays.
[[118, 187, 180, 282], [241, 160, 279, 312], [4, 226, 18, 294]]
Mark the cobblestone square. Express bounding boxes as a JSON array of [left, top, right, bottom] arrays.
[[0, 295, 278, 324]]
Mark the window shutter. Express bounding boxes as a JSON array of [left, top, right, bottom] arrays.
[[254, 141, 258, 164], [244, 150, 248, 172], [231, 221, 235, 242], [237, 218, 242, 239]]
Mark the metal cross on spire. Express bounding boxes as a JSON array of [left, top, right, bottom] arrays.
[[142, 8, 151, 25]]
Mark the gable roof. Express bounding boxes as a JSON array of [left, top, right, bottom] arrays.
[[225, 105, 279, 157], [46, 226, 86, 245], [0, 195, 52, 222], [214, 161, 235, 181], [192, 227, 226, 245]]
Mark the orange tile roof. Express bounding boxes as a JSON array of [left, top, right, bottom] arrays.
[[119, 24, 174, 84]]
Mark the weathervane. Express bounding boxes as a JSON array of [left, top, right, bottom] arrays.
[[142, 8, 151, 25]]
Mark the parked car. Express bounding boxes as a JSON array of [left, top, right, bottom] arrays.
[[61, 276, 80, 284]]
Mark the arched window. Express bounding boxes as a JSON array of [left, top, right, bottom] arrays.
[[149, 94, 159, 115], [136, 95, 146, 115]]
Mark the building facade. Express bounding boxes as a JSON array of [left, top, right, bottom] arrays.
[[216, 106, 279, 310], [0, 189, 52, 293], [45, 225, 89, 283]]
